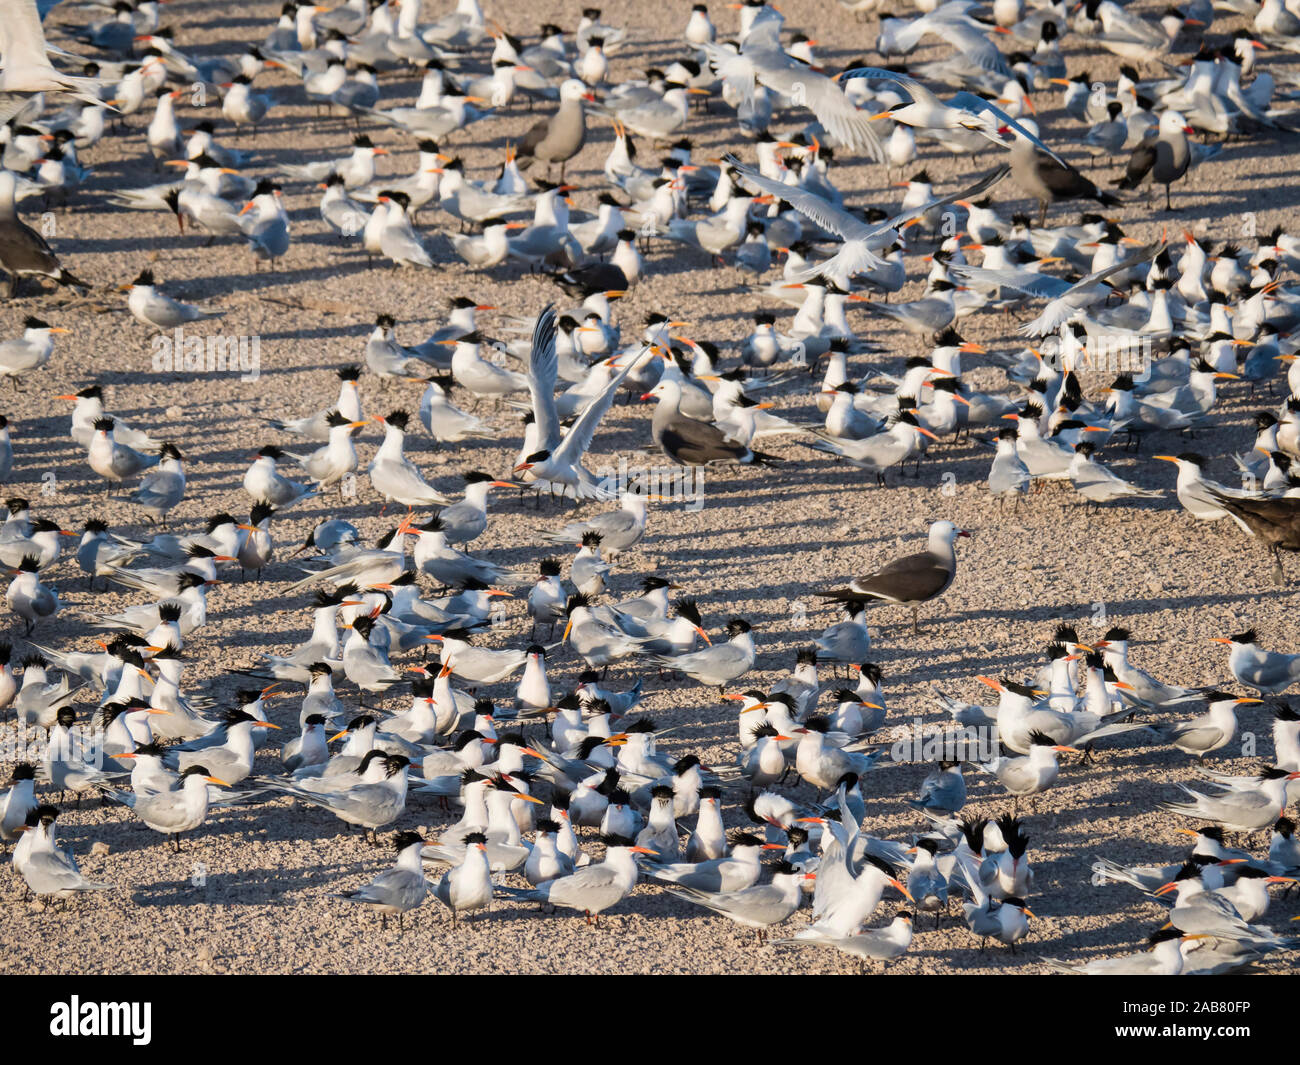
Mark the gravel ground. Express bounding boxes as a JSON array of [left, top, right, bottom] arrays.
[[2, 0, 1299, 975]]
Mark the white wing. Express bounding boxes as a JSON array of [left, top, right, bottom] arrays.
[[947, 92, 1072, 170], [550, 347, 647, 470], [527, 305, 563, 451], [724, 156, 871, 240], [948, 263, 1075, 298]]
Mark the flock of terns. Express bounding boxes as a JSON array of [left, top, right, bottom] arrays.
[[1, 0, 1300, 974]]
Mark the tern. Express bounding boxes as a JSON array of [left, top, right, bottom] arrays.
[[367, 410, 453, 507], [976, 731, 1079, 810], [1210, 629, 1300, 695], [13, 805, 112, 901], [1149, 692, 1264, 759], [671, 860, 814, 941], [792, 719, 881, 792], [417, 376, 498, 443], [334, 830, 428, 929], [1041, 926, 1204, 975], [0, 316, 71, 388], [110, 765, 229, 852], [705, 20, 882, 157], [289, 410, 369, 492], [539, 489, 649, 557], [243, 446, 318, 509], [649, 831, 783, 893], [653, 617, 755, 690], [515, 834, 655, 925], [122, 268, 222, 329], [778, 911, 914, 969], [1161, 767, 1300, 833], [431, 830, 494, 924], [727, 154, 1008, 289], [1, 763, 38, 840], [513, 308, 641, 499], [953, 238, 1164, 337], [271, 752, 411, 837]]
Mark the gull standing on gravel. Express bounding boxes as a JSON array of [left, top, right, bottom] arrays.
[[516, 79, 593, 181], [818, 520, 970, 633]]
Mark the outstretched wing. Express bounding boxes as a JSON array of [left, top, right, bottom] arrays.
[[724, 155, 871, 240], [551, 346, 649, 469], [947, 262, 1074, 299], [863, 163, 1011, 243], [837, 66, 945, 111], [947, 92, 1072, 170], [760, 65, 884, 159], [527, 305, 563, 451]]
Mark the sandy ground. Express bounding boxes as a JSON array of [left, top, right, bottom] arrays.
[[1, 0, 1299, 975]]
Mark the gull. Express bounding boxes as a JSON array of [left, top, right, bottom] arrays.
[[727, 153, 1009, 289]]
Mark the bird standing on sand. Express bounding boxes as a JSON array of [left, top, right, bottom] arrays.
[[516, 79, 593, 182], [818, 520, 970, 633]]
